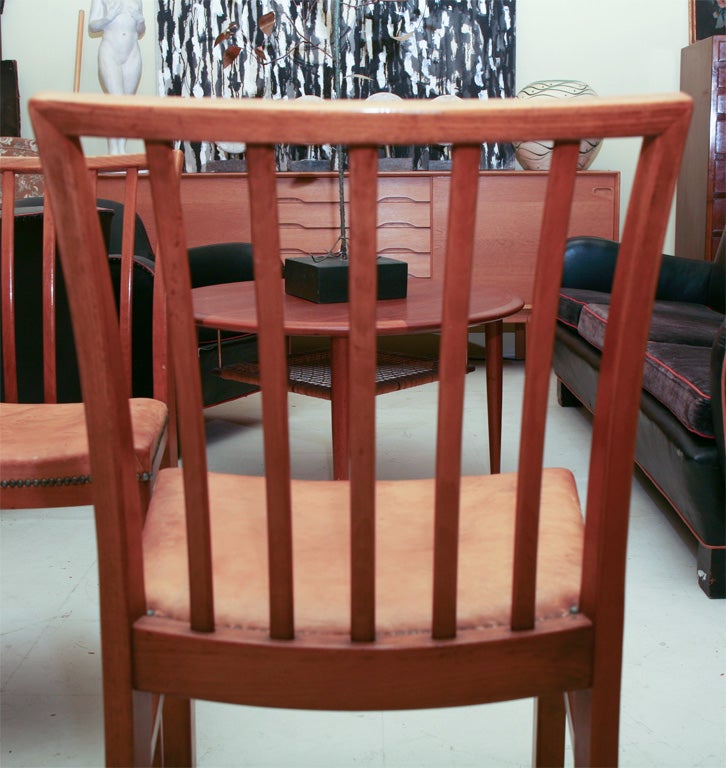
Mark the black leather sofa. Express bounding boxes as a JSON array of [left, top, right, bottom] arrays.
[[3, 198, 259, 407], [554, 235, 725, 598]]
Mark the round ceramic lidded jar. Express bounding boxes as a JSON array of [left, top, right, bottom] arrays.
[[513, 80, 603, 171]]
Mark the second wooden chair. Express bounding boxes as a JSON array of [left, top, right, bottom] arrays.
[[0, 153, 176, 509]]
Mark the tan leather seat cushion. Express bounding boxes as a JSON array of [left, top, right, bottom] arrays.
[[0, 399, 168, 480], [143, 468, 583, 635]]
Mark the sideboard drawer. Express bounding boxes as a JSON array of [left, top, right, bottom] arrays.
[[278, 228, 430, 253], [277, 175, 433, 275], [277, 200, 430, 229], [277, 174, 431, 204]]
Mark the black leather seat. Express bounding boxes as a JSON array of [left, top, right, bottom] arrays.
[[6, 198, 259, 406]]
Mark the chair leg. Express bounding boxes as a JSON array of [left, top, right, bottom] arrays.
[[533, 693, 566, 767], [160, 695, 195, 767], [568, 688, 620, 768], [101, 687, 148, 766]]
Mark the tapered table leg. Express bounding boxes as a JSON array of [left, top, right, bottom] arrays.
[[484, 320, 503, 474], [330, 337, 350, 480]]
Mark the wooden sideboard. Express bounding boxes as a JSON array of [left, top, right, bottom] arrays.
[[98, 170, 620, 322]]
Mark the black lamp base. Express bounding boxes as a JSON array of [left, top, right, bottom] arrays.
[[284, 256, 408, 304]]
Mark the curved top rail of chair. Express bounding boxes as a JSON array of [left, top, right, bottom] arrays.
[[29, 91, 692, 148]]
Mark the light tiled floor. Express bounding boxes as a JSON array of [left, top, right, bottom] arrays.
[[2, 361, 725, 767]]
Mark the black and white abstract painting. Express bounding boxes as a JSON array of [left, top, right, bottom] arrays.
[[157, 1, 516, 171]]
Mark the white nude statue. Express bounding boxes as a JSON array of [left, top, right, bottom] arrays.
[[89, 0, 146, 153]]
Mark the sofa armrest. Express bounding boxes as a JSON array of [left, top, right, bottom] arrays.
[[562, 236, 715, 304], [562, 237, 619, 291]]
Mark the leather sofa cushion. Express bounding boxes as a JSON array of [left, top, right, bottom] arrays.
[[577, 302, 721, 438], [646, 301, 723, 345], [573, 298, 724, 346], [560, 285, 725, 343], [642, 342, 715, 439]]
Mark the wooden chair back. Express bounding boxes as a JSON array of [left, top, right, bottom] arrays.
[[30, 92, 691, 766], [1, 153, 173, 403], [0, 153, 177, 508]]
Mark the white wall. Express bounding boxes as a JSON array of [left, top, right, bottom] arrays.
[[2, 0, 689, 250], [516, 0, 689, 250], [2, 0, 158, 156]]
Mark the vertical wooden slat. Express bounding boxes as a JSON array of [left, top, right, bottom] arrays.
[[150, 246, 178, 468], [347, 145, 379, 642], [150, 241, 168, 405], [150, 151, 183, 468], [574, 118, 690, 768], [120, 167, 139, 398], [510, 140, 580, 631], [88, 167, 98, 198], [431, 144, 482, 640], [246, 144, 294, 641], [41, 190, 58, 402], [1, 170, 18, 402], [146, 141, 215, 633], [30, 127, 148, 767], [580, 126, 690, 619]]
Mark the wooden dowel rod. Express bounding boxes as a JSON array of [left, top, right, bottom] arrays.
[[74, 9, 85, 93]]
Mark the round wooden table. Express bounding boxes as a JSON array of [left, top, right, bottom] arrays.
[[193, 278, 523, 479]]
